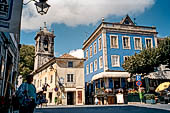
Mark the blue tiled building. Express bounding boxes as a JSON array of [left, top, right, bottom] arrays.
[[82, 15, 157, 105]]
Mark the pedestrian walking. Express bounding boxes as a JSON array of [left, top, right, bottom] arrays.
[[16, 75, 37, 113], [95, 97, 99, 105]]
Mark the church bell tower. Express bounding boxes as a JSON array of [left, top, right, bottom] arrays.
[[34, 22, 55, 70]]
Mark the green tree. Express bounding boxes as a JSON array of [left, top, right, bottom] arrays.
[[157, 37, 170, 68], [122, 47, 160, 76], [19, 45, 35, 79]]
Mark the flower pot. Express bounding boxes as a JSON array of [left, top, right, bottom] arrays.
[[145, 99, 156, 104]]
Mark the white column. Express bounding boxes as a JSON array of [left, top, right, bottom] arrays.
[[102, 29, 108, 71]]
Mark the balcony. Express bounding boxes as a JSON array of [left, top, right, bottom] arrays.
[[65, 82, 76, 88]]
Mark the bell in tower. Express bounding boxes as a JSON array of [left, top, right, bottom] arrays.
[[34, 22, 55, 71]]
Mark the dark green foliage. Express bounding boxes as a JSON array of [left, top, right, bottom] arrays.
[[19, 45, 35, 79], [157, 37, 170, 68]]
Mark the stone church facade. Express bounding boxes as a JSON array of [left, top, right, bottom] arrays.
[[34, 23, 55, 70], [33, 24, 85, 105]]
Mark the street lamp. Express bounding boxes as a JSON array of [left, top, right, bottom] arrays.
[[24, 0, 50, 15], [35, 0, 50, 15]]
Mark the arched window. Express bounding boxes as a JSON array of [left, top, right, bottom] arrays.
[[43, 38, 48, 51]]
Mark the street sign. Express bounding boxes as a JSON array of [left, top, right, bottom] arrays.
[[136, 75, 141, 81], [54, 87, 58, 92], [136, 80, 142, 87]]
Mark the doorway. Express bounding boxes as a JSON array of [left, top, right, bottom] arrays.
[[67, 92, 74, 105], [49, 92, 52, 103]]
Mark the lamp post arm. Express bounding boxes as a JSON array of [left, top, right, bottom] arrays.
[[23, 0, 37, 5]]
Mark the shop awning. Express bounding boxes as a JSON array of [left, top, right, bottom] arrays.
[[91, 72, 130, 81]]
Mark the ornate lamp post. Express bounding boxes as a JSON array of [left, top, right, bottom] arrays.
[[24, 0, 50, 15]]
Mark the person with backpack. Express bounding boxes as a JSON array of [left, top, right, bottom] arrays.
[[17, 74, 37, 113]]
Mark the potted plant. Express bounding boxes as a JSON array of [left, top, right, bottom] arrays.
[[144, 94, 156, 104]]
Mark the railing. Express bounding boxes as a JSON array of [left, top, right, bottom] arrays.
[[104, 23, 156, 32], [65, 82, 76, 88]]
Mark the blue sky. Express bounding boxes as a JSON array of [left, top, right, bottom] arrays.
[[20, 0, 170, 57]]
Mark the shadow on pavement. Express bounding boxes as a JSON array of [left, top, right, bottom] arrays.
[[35, 106, 170, 113]]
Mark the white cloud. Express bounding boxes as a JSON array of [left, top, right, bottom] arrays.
[[69, 49, 84, 58], [21, 0, 155, 30]]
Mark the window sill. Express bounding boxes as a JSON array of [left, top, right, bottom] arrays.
[[111, 47, 119, 49], [123, 47, 131, 50], [112, 65, 120, 67], [135, 48, 142, 50]]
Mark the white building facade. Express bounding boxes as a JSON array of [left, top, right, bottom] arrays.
[[33, 54, 85, 105]]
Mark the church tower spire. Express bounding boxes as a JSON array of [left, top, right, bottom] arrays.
[[34, 23, 55, 70]]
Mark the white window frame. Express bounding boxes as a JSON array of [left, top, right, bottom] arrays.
[[86, 64, 89, 75], [145, 38, 153, 48], [68, 61, 73, 67], [110, 35, 119, 48], [134, 37, 142, 50], [94, 59, 97, 71], [34, 80, 36, 86], [86, 49, 88, 60], [50, 75, 53, 83], [122, 36, 131, 49], [90, 62, 93, 73], [94, 41, 97, 55], [111, 55, 120, 67], [37, 80, 39, 88], [98, 36, 102, 51], [45, 77, 47, 84], [90, 45, 92, 57], [99, 56, 103, 69], [40, 79, 42, 87], [67, 74, 74, 82]]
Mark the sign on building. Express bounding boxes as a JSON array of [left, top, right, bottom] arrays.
[[0, 0, 23, 34]]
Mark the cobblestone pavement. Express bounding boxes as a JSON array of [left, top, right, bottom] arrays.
[[34, 104, 170, 113]]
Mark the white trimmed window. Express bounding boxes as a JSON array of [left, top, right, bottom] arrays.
[[111, 55, 120, 67], [90, 46, 92, 57], [134, 37, 142, 50], [122, 36, 131, 49], [50, 75, 53, 83], [37, 80, 39, 88], [110, 35, 118, 48], [68, 61, 73, 67], [86, 49, 88, 59], [98, 37, 102, 51], [67, 74, 73, 82], [94, 41, 97, 54], [86, 64, 89, 75], [90, 62, 93, 73], [45, 77, 47, 84], [40, 79, 42, 87], [99, 56, 103, 69], [145, 38, 153, 48], [34, 80, 36, 86], [94, 59, 97, 71]]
